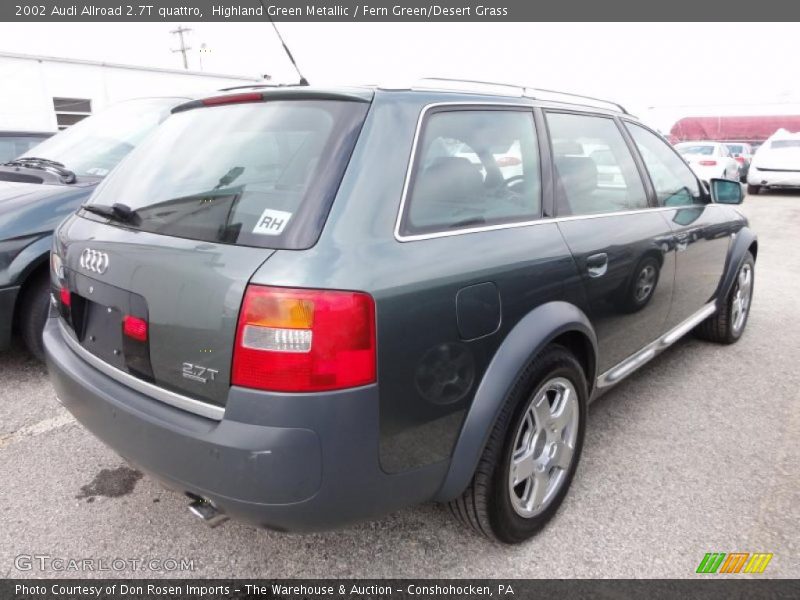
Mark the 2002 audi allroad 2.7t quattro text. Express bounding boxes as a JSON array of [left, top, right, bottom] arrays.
[[44, 81, 756, 543]]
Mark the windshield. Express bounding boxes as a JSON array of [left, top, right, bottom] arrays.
[[87, 99, 369, 250], [725, 144, 744, 154], [24, 98, 183, 177], [677, 144, 714, 155], [770, 139, 800, 150]]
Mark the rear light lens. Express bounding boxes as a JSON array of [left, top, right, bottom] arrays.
[[123, 315, 148, 342], [698, 160, 717, 166], [59, 287, 71, 307], [232, 286, 376, 392], [735, 156, 745, 164]]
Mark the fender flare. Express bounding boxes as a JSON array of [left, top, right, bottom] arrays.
[[433, 300, 597, 502], [5, 234, 53, 288], [715, 226, 757, 307]]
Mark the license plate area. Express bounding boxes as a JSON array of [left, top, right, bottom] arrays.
[[81, 300, 126, 369], [62, 270, 152, 378]]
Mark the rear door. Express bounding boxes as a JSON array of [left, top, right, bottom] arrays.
[[624, 122, 733, 328], [546, 111, 676, 373], [55, 95, 370, 409]]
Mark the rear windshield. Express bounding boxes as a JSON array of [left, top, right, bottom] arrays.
[[24, 98, 181, 177], [677, 144, 714, 155], [770, 139, 800, 150], [726, 144, 743, 154], [86, 99, 369, 250]]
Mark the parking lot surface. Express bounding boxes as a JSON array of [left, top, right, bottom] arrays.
[[1, 193, 798, 579]]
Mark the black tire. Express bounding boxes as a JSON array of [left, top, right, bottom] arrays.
[[746, 184, 761, 195], [695, 252, 755, 344], [19, 272, 51, 361], [449, 344, 587, 543]]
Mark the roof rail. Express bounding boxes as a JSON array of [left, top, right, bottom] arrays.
[[411, 77, 628, 114]]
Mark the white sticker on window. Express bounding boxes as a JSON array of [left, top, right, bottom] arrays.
[[252, 209, 292, 236]]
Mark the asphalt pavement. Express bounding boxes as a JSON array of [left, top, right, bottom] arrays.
[[1, 192, 798, 579]]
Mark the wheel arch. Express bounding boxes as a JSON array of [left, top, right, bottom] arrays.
[[7, 236, 53, 329], [715, 226, 757, 307], [433, 300, 597, 502]]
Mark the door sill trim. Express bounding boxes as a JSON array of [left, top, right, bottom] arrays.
[[596, 301, 717, 390]]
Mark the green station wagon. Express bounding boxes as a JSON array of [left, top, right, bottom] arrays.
[[45, 80, 757, 543]]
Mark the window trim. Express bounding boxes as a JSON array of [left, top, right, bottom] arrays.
[[393, 105, 727, 243], [620, 118, 711, 206], [394, 101, 544, 242], [543, 108, 655, 217]]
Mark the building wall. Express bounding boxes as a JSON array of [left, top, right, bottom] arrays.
[[0, 53, 260, 132]]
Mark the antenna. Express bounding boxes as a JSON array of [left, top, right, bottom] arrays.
[[257, 0, 309, 86]]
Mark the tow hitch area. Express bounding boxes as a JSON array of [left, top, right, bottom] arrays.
[[187, 493, 228, 527]]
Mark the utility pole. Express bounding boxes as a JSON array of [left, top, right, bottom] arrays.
[[170, 26, 192, 70]]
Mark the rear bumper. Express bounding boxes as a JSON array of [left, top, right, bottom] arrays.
[[748, 167, 800, 187], [0, 285, 20, 351], [44, 317, 446, 531]]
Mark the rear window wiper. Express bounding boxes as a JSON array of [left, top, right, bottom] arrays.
[[6, 156, 76, 183], [81, 202, 138, 224]]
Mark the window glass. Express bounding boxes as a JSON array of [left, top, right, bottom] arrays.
[[401, 110, 541, 235], [676, 143, 714, 155], [627, 123, 704, 207], [89, 100, 368, 250], [546, 113, 648, 216]]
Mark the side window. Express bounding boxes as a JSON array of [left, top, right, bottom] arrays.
[[626, 122, 704, 207], [400, 109, 541, 236], [545, 112, 648, 217]]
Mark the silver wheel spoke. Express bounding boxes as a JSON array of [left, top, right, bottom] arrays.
[[550, 387, 574, 433], [549, 441, 574, 470], [529, 469, 549, 510], [511, 448, 537, 486]]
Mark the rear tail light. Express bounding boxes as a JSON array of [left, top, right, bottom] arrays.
[[232, 286, 376, 392], [735, 156, 745, 164], [699, 160, 718, 166], [59, 287, 71, 308], [123, 315, 148, 342]]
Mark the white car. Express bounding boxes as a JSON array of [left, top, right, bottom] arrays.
[[747, 129, 800, 194], [674, 142, 739, 184]]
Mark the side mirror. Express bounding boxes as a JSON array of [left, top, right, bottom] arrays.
[[710, 178, 743, 205]]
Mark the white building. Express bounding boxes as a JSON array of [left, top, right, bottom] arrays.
[[0, 51, 262, 133]]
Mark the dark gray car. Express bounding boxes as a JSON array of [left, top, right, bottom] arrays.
[[44, 83, 757, 543], [0, 97, 190, 359]]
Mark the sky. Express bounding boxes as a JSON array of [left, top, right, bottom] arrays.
[[0, 22, 798, 130]]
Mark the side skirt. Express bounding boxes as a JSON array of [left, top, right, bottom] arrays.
[[594, 302, 717, 395]]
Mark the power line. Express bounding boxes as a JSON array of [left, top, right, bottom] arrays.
[[170, 26, 192, 70]]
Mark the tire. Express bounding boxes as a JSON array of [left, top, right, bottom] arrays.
[[695, 252, 754, 344], [449, 344, 587, 543], [747, 184, 761, 195], [19, 272, 51, 361]]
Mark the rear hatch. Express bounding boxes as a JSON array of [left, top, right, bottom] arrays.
[[54, 91, 371, 409]]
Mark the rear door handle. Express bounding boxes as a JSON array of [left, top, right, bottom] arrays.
[[586, 253, 608, 278]]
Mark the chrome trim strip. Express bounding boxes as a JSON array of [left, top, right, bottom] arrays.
[[596, 301, 717, 390], [57, 320, 225, 421], [393, 102, 725, 243]]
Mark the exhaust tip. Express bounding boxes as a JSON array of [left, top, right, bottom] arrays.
[[187, 493, 228, 527]]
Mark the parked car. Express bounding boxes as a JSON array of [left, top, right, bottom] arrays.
[[674, 141, 739, 184], [0, 96, 191, 360], [723, 142, 754, 182], [0, 131, 53, 163], [747, 129, 800, 194], [44, 83, 757, 544]]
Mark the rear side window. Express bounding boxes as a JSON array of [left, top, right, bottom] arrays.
[[399, 109, 541, 237], [626, 123, 704, 207], [87, 100, 368, 250], [546, 112, 648, 217]]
